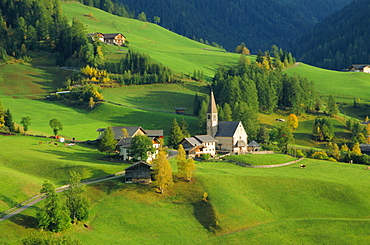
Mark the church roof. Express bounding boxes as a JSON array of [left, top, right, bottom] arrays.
[[215, 121, 241, 137], [248, 140, 261, 147], [207, 90, 218, 114], [235, 140, 247, 147]]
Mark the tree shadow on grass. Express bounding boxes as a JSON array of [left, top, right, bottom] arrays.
[[9, 213, 38, 229], [0, 194, 18, 209], [192, 200, 221, 232]]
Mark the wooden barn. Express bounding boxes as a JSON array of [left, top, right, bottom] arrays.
[[124, 161, 153, 183]]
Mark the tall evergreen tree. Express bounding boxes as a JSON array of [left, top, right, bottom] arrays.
[[168, 118, 184, 149], [197, 100, 208, 134], [179, 118, 190, 137], [97, 126, 116, 154], [4, 109, 14, 132], [327, 94, 338, 116], [193, 93, 201, 115]]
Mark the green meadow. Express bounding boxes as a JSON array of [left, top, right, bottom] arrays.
[[285, 63, 370, 103], [61, 1, 242, 80], [1, 158, 370, 244], [223, 154, 297, 165]]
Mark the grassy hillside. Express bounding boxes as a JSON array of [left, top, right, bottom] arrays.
[[61, 1, 242, 80], [285, 63, 370, 103], [1, 158, 370, 244]]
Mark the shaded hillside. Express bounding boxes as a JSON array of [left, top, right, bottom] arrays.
[[294, 0, 370, 70], [120, 0, 352, 52]]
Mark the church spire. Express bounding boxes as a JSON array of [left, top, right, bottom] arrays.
[[207, 90, 218, 137]]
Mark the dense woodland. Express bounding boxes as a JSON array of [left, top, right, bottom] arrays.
[[294, 0, 370, 70], [121, 0, 351, 52]]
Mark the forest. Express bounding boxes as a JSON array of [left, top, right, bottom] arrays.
[[121, 0, 352, 52], [294, 0, 370, 70]]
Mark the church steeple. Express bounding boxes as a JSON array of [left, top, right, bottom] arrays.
[[207, 90, 218, 137]]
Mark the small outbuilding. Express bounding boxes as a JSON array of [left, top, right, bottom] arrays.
[[247, 140, 261, 152], [124, 161, 153, 183], [174, 108, 186, 115]]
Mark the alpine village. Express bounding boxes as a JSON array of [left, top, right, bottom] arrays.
[[1, 0, 370, 244]]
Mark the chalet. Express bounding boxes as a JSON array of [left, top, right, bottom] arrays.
[[174, 108, 186, 115], [103, 33, 126, 46], [86, 33, 126, 46], [124, 161, 153, 183], [180, 135, 218, 158], [207, 90, 249, 154], [96, 126, 163, 162], [348, 64, 370, 73]]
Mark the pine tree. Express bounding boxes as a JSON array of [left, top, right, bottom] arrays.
[[222, 103, 232, 121], [168, 118, 184, 149], [4, 109, 14, 132], [179, 118, 190, 137], [98, 126, 116, 155], [277, 125, 293, 153], [153, 148, 173, 194], [197, 100, 208, 134], [193, 93, 200, 115], [327, 94, 338, 116]]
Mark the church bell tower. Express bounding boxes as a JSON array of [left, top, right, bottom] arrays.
[[207, 90, 218, 137]]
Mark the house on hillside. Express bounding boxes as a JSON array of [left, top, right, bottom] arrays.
[[348, 64, 370, 73], [124, 161, 153, 183], [96, 126, 163, 162], [180, 135, 218, 158], [86, 33, 126, 46], [207, 90, 249, 154]]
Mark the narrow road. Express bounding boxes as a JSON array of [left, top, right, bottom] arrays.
[[0, 174, 125, 223]]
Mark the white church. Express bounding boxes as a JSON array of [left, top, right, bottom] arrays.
[[181, 90, 260, 158]]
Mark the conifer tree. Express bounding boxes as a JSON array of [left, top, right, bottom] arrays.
[[193, 93, 201, 115], [98, 126, 116, 155], [4, 109, 14, 132], [277, 125, 293, 153], [179, 118, 190, 137], [66, 172, 89, 223], [197, 100, 208, 134], [168, 118, 184, 149], [327, 94, 338, 116], [222, 103, 233, 121], [153, 148, 173, 194]]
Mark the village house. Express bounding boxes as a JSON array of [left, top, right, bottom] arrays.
[[96, 126, 163, 162], [124, 161, 153, 183], [87, 32, 126, 46], [180, 135, 218, 158], [348, 64, 370, 73]]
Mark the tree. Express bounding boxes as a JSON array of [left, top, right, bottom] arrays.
[[193, 93, 201, 115], [287, 114, 299, 130], [152, 148, 173, 194], [88, 97, 95, 109], [277, 125, 293, 153], [197, 100, 208, 134], [97, 126, 116, 155], [36, 181, 71, 232], [327, 94, 338, 116], [234, 42, 250, 55], [176, 144, 196, 181], [122, 128, 129, 138], [179, 118, 190, 138], [138, 12, 147, 22], [222, 103, 233, 121], [130, 135, 155, 161], [49, 118, 63, 136], [257, 125, 270, 144], [22, 234, 81, 245], [4, 109, 14, 132], [66, 172, 89, 223], [352, 142, 362, 155], [153, 16, 161, 24], [168, 118, 184, 149], [20, 116, 31, 134]]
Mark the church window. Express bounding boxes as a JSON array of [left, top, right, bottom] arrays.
[[208, 115, 211, 119]]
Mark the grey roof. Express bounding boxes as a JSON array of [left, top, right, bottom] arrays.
[[183, 137, 202, 147], [350, 64, 370, 69], [207, 90, 218, 114], [104, 33, 125, 39], [235, 140, 247, 147], [360, 144, 370, 152], [194, 135, 218, 143], [215, 121, 241, 137], [248, 140, 261, 147], [125, 161, 152, 170], [145, 130, 164, 137], [97, 126, 144, 140], [116, 137, 132, 147]]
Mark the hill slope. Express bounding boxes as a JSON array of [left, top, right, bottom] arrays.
[[294, 0, 370, 70], [121, 0, 352, 52]]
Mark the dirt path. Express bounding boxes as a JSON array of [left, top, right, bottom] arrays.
[[0, 174, 124, 223], [283, 62, 300, 70]]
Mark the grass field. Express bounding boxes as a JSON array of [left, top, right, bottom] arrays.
[[61, 2, 242, 81], [1, 158, 370, 244], [285, 63, 370, 103], [223, 154, 297, 165]]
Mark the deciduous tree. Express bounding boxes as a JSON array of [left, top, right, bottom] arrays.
[[176, 144, 196, 181], [20, 116, 31, 134], [49, 118, 63, 136], [153, 148, 173, 193], [66, 172, 89, 223], [277, 125, 293, 153], [352, 142, 362, 155], [287, 114, 299, 130], [130, 135, 155, 161]]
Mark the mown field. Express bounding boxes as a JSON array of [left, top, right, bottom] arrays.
[[285, 63, 370, 104], [224, 154, 297, 165], [61, 1, 242, 80], [1, 158, 370, 244]]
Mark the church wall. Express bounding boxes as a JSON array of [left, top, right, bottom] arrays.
[[216, 137, 234, 151]]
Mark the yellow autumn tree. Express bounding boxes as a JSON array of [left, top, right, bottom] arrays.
[[287, 114, 299, 130], [176, 145, 196, 182], [352, 142, 362, 155], [153, 148, 173, 194]]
